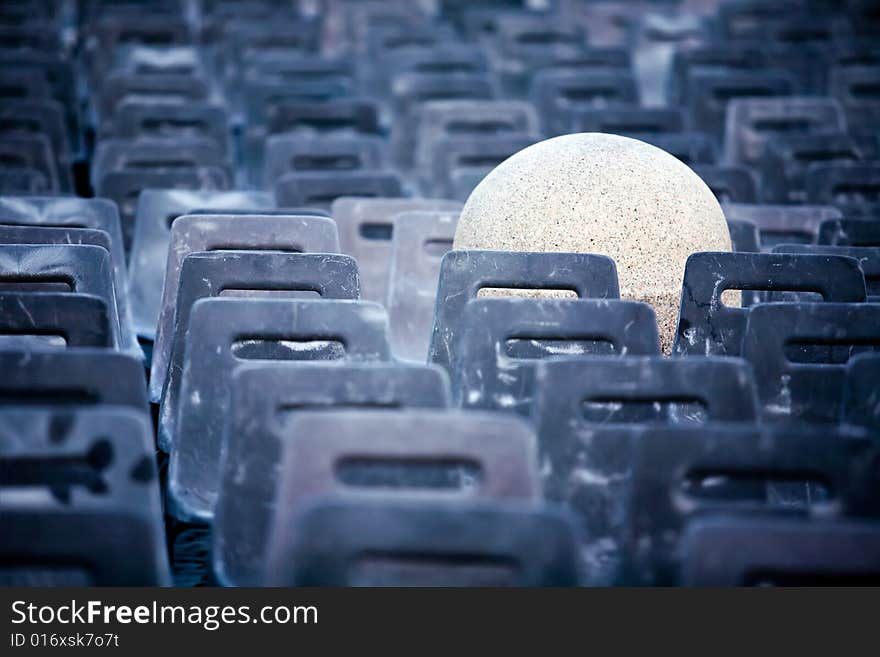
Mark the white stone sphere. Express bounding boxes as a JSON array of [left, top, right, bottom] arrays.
[[453, 132, 732, 352]]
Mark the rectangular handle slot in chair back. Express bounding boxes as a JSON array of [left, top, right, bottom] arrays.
[[164, 299, 393, 523], [454, 297, 660, 413], [529, 356, 759, 584], [150, 250, 358, 407], [742, 302, 880, 423], [0, 408, 169, 585], [625, 424, 879, 585], [213, 363, 451, 586], [429, 250, 620, 374], [675, 251, 867, 356]]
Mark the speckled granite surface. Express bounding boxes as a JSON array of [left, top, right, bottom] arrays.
[[453, 133, 733, 352]]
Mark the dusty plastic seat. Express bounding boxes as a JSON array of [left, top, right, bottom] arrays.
[[674, 251, 867, 357], [681, 516, 880, 586], [773, 244, 880, 300], [742, 302, 880, 423], [0, 224, 140, 356], [0, 99, 72, 191], [127, 190, 275, 344], [727, 219, 761, 252], [818, 219, 880, 247], [0, 407, 170, 585], [760, 133, 863, 203], [91, 137, 230, 188], [530, 69, 638, 136], [0, 135, 60, 193], [636, 132, 717, 166], [111, 101, 230, 155], [669, 45, 764, 107], [806, 163, 880, 218], [829, 65, 880, 131], [213, 363, 451, 585], [692, 165, 757, 203], [275, 171, 406, 210], [373, 44, 489, 96], [570, 107, 684, 137], [149, 212, 341, 403], [95, 72, 208, 128], [266, 498, 582, 586], [163, 299, 393, 520], [452, 298, 661, 412], [151, 251, 360, 410], [391, 71, 497, 167], [329, 198, 462, 303], [429, 250, 621, 375], [530, 356, 759, 583], [95, 167, 232, 252], [264, 98, 382, 136], [263, 134, 387, 188], [724, 97, 846, 169], [0, 292, 112, 350], [0, 348, 148, 416], [0, 196, 136, 349], [424, 134, 537, 198], [387, 210, 459, 361], [242, 78, 357, 130], [724, 203, 843, 249], [625, 423, 878, 585], [413, 100, 539, 179], [0, 244, 126, 351], [263, 409, 542, 585], [687, 69, 797, 138]]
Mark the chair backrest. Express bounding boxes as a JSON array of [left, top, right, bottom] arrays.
[[127, 190, 274, 342], [455, 298, 661, 413], [0, 407, 169, 585], [164, 299, 392, 521], [265, 498, 582, 587], [674, 251, 867, 356], [214, 364, 452, 586], [742, 303, 880, 423], [429, 250, 620, 374]]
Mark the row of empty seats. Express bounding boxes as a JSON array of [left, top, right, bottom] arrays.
[[0, 0, 878, 586]]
